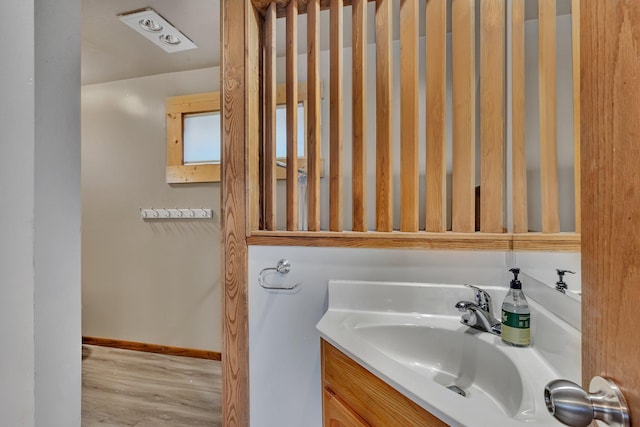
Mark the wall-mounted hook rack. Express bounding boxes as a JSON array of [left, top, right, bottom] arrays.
[[140, 208, 213, 219]]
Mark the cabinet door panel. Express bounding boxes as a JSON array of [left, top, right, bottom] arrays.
[[323, 389, 370, 427], [322, 340, 448, 427]]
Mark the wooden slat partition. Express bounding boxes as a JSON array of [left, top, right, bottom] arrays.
[[511, 0, 528, 233], [352, 0, 367, 232], [451, 0, 476, 232], [330, 0, 344, 231], [400, 0, 419, 232], [538, 0, 560, 233], [425, 0, 447, 232], [480, 0, 505, 233], [286, 0, 299, 231], [375, 0, 393, 232], [307, 0, 321, 231], [264, 2, 277, 231], [249, 0, 578, 247], [571, 0, 580, 233]]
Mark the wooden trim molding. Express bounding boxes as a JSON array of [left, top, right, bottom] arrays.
[[221, 0, 254, 425], [511, 233, 581, 252], [248, 230, 581, 252], [82, 336, 221, 361]]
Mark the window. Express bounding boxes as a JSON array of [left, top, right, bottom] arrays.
[[166, 82, 317, 183], [183, 112, 221, 164]]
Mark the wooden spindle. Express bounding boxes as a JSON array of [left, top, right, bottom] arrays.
[[352, 0, 367, 232], [264, 2, 277, 231], [571, 0, 581, 233], [539, 0, 560, 233], [512, 0, 528, 233], [451, 0, 476, 232], [480, 0, 505, 233], [330, 0, 344, 231], [307, 0, 321, 231], [425, 0, 447, 232], [400, 0, 419, 232], [248, 4, 261, 232], [375, 0, 393, 232], [286, 0, 298, 231]]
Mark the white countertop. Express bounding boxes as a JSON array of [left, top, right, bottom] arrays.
[[317, 280, 580, 427]]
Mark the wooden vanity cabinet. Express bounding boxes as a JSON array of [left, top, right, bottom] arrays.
[[321, 339, 448, 427]]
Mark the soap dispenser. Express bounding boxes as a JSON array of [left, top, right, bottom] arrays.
[[555, 269, 575, 294], [501, 268, 531, 347]]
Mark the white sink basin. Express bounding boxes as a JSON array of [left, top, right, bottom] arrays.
[[352, 322, 523, 417], [317, 281, 580, 427]]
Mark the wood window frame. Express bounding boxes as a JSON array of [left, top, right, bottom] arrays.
[[166, 81, 317, 183]]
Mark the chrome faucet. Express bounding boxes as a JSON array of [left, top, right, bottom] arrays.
[[455, 284, 501, 335]]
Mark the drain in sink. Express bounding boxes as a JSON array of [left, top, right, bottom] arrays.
[[446, 385, 467, 397]]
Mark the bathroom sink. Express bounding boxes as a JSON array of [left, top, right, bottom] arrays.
[[351, 322, 523, 417], [317, 280, 579, 427]]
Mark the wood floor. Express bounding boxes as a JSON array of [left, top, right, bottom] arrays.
[[82, 345, 222, 426]]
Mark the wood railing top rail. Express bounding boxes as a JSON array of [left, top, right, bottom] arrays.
[[252, 0, 374, 18], [248, 231, 581, 252]]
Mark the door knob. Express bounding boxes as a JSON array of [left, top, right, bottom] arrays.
[[544, 376, 630, 427]]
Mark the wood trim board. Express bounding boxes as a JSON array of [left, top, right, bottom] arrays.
[[248, 230, 581, 252], [82, 336, 221, 361], [221, 0, 253, 425]]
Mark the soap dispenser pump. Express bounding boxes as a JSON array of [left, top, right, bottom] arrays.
[[555, 269, 575, 294], [501, 268, 531, 347]]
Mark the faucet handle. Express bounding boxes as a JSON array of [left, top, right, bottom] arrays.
[[464, 284, 492, 313]]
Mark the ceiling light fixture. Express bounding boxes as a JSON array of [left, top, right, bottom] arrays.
[[118, 8, 197, 53], [138, 18, 163, 33], [159, 34, 181, 46]]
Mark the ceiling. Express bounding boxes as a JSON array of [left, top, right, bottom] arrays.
[[81, 0, 219, 85], [81, 0, 572, 86]]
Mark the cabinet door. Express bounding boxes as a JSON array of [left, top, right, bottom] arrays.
[[323, 389, 370, 427]]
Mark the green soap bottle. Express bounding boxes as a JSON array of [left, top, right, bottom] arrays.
[[501, 268, 531, 347]]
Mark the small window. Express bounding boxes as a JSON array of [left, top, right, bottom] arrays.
[[183, 112, 221, 164], [166, 83, 318, 183]]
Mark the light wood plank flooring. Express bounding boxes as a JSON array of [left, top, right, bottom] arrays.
[[82, 345, 222, 426]]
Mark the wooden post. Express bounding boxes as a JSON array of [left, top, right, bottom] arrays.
[[512, 0, 528, 233], [539, 0, 560, 233], [286, 0, 299, 231], [329, 0, 344, 231], [480, 0, 505, 233], [307, 0, 322, 231], [451, 0, 476, 232], [264, 3, 277, 231], [375, 0, 393, 231], [221, 0, 254, 425], [400, 0, 419, 232], [352, 0, 367, 232], [425, 0, 447, 232]]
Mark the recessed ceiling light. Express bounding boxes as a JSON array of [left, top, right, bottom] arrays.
[[159, 34, 181, 46], [118, 8, 197, 53], [138, 18, 163, 33]]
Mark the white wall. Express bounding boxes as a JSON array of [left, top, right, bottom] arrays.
[[249, 247, 511, 427], [82, 67, 222, 351], [0, 1, 37, 423], [0, 0, 81, 425], [248, 247, 580, 427]]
